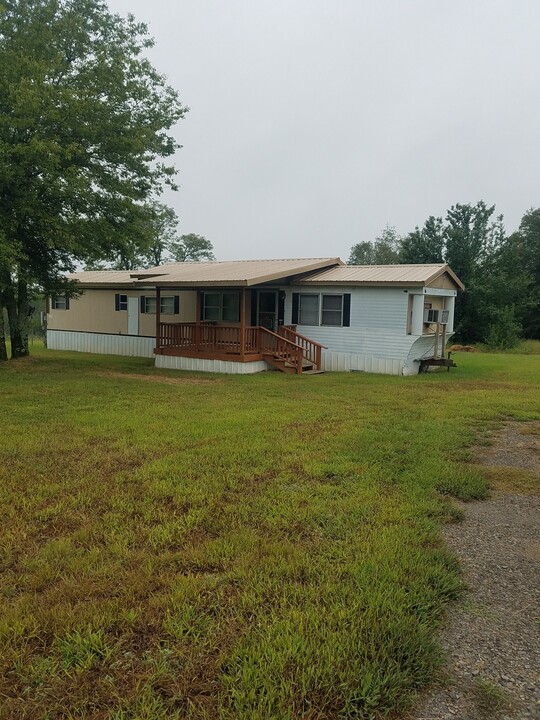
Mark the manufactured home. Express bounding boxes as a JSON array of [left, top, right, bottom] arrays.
[[46, 258, 464, 375]]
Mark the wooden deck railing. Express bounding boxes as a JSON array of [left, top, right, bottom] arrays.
[[157, 323, 323, 374], [279, 325, 326, 369], [258, 326, 304, 374], [158, 322, 259, 356]]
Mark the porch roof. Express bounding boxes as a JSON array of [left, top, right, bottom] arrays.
[[130, 258, 343, 287]]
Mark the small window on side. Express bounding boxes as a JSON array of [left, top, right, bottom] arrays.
[[160, 296, 176, 315], [115, 294, 128, 311], [53, 295, 69, 310], [144, 296, 157, 314]]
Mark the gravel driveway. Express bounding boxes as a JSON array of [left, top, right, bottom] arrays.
[[411, 422, 540, 720]]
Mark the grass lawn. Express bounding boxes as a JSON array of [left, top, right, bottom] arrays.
[[1, 346, 539, 719]]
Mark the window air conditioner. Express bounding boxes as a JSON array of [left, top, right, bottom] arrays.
[[424, 309, 450, 324]]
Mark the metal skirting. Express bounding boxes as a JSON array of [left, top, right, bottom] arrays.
[[47, 330, 155, 358], [321, 351, 404, 375]]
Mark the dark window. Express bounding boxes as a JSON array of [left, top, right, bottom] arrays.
[[298, 294, 319, 325], [115, 294, 128, 311], [203, 292, 240, 322], [321, 295, 343, 326], [140, 296, 178, 315], [53, 295, 69, 310]]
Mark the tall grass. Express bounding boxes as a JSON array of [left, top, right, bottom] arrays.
[[0, 347, 538, 719]]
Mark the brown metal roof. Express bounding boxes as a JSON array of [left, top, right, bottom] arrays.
[[130, 258, 344, 286], [297, 264, 464, 289], [68, 270, 139, 287]]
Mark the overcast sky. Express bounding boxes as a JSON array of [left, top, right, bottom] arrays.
[[107, 0, 539, 261]]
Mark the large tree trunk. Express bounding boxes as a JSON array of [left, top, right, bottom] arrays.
[[0, 306, 7, 362], [4, 275, 30, 359]]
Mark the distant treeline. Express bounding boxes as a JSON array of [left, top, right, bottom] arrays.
[[348, 202, 540, 347]]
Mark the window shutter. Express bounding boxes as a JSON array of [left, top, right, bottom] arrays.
[[291, 293, 299, 325], [115, 293, 120, 311], [65, 296, 70, 310], [140, 296, 146, 314], [174, 295, 180, 314], [250, 290, 258, 326], [342, 294, 351, 327]]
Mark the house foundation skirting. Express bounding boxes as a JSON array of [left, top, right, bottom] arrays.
[[47, 330, 155, 358], [155, 354, 271, 374], [321, 351, 405, 376]]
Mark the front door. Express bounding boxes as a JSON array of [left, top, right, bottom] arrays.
[[127, 296, 139, 335], [258, 291, 277, 331]]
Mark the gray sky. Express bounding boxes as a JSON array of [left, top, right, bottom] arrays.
[[107, 0, 539, 261]]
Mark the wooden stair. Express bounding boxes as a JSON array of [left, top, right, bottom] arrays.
[[258, 326, 326, 375], [263, 354, 319, 374]]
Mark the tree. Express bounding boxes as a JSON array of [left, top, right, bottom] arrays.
[[348, 241, 375, 265], [109, 201, 180, 270], [168, 233, 215, 262], [0, 0, 187, 359], [443, 202, 498, 342], [400, 216, 445, 264], [349, 225, 401, 265], [514, 208, 540, 338]]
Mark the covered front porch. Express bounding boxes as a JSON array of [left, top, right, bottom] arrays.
[[153, 287, 324, 374]]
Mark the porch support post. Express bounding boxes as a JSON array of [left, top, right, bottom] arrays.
[[240, 287, 246, 359], [155, 286, 161, 350], [195, 289, 201, 351]]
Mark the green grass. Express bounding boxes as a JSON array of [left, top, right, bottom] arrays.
[[1, 346, 539, 719]]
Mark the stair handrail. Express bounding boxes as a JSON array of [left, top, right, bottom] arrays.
[[258, 326, 304, 374], [279, 326, 326, 369]]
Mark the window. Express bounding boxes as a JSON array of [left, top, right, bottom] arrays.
[[52, 295, 69, 310], [298, 294, 319, 325], [292, 292, 351, 327], [115, 294, 128, 311], [160, 296, 177, 315], [140, 296, 179, 315], [203, 292, 240, 322], [144, 296, 157, 314], [321, 295, 343, 326]]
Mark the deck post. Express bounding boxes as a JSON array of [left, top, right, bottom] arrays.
[[156, 287, 161, 350], [240, 288, 246, 359], [195, 289, 202, 351]]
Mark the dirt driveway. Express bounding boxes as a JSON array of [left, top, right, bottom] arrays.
[[411, 421, 540, 720]]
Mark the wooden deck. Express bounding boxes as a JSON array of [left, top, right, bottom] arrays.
[[155, 323, 325, 374]]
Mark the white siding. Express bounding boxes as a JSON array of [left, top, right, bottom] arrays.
[[284, 286, 414, 374], [155, 355, 270, 374], [47, 330, 155, 358], [281, 285, 455, 376]]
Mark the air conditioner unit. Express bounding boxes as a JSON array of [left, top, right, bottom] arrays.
[[424, 309, 450, 324]]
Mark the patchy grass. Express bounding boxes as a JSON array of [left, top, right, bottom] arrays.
[[471, 677, 513, 718], [0, 347, 539, 719]]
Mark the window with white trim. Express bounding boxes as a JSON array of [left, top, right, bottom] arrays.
[[321, 295, 343, 326], [142, 296, 178, 315], [293, 292, 350, 327], [298, 294, 319, 325], [115, 294, 128, 311], [203, 292, 240, 322], [52, 295, 69, 310]]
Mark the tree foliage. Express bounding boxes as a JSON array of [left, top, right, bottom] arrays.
[[349, 225, 401, 264], [0, 0, 187, 358], [168, 233, 215, 263], [401, 216, 445, 264]]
